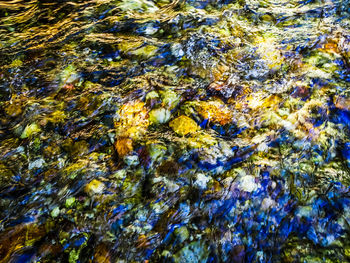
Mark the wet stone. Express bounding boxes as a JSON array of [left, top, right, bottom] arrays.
[[85, 179, 105, 195], [1, 0, 350, 261], [169, 115, 200, 136]]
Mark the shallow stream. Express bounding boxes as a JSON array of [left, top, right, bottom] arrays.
[[0, 0, 350, 262]]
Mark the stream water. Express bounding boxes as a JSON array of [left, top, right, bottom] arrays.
[[0, 0, 350, 262]]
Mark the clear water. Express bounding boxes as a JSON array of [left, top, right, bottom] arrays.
[[0, 0, 350, 262]]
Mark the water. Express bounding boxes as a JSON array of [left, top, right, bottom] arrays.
[[0, 0, 350, 262]]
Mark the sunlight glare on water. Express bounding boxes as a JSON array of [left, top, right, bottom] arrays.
[[0, 0, 350, 262]]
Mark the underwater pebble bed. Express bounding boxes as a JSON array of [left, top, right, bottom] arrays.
[[0, 0, 350, 262]]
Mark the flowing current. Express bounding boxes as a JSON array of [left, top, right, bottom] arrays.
[[0, 0, 350, 262]]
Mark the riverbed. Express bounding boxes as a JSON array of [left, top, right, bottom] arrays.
[[0, 0, 350, 262]]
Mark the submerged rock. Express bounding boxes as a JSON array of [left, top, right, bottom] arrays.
[[238, 175, 258, 193], [174, 226, 189, 243], [114, 138, 133, 157], [169, 115, 200, 136], [334, 96, 350, 111], [20, 123, 41, 139], [160, 89, 181, 110], [115, 101, 149, 139], [1, 0, 350, 262], [194, 173, 211, 190], [196, 99, 233, 125], [149, 108, 171, 124], [85, 179, 105, 195], [174, 241, 209, 263], [5, 103, 22, 117]]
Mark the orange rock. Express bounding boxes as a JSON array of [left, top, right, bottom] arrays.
[[319, 42, 339, 54], [197, 100, 232, 125], [114, 138, 133, 157]]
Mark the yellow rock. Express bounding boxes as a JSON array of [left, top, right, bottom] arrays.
[[115, 101, 149, 139], [85, 179, 105, 195], [243, 93, 281, 111], [5, 103, 22, 117], [49, 110, 66, 123], [246, 93, 265, 110], [187, 132, 217, 149], [169, 115, 200, 136], [132, 45, 158, 58], [9, 59, 23, 68], [254, 36, 284, 70], [345, 247, 350, 258], [118, 39, 143, 53]]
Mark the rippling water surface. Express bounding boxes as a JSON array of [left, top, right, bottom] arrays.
[[1, 0, 350, 262]]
